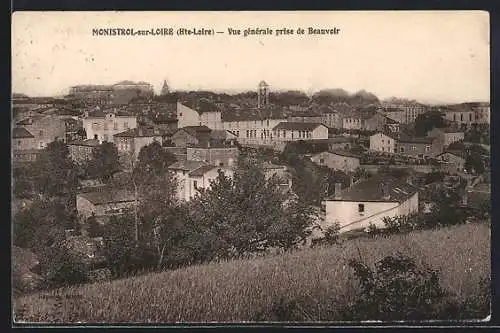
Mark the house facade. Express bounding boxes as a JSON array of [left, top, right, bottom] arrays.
[[76, 190, 136, 222], [443, 109, 476, 126], [222, 116, 287, 146], [427, 128, 465, 149], [369, 132, 397, 153], [436, 151, 466, 173], [322, 175, 419, 233], [396, 136, 441, 158], [82, 111, 137, 143], [16, 114, 66, 148], [68, 139, 100, 164], [171, 126, 212, 148], [271, 122, 329, 142], [186, 145, 239, 167], [168, 160, 234, 201], [310, 151, 361, 172], [177, 101, 222, 130]]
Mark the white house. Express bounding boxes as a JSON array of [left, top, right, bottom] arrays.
[[82, 110, 137, 143], [322, 174, 419, 233], [272, 122, 329, 142], [168, 160, 233, 201], [177, 100, 222, 130]]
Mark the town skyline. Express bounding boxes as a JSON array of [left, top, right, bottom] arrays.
[[12, 11, 489, 104]]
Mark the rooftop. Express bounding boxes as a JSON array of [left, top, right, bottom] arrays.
[[397, 135, 434, 144], [168, 160, 209, 172], [325, 174, 418, 203], [180, 99, 221, 114], [12, 127, 35, 139], [77, 189, 135, 205], [115, 126, 170, 138], [328, 150, 362, 159], [68, 139, 100, 147], [188, 165, 220, 177], [273, 122, 324, 131], [222, 108, 286, 122]]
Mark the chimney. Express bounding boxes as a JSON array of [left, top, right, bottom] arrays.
[[381, 182, 391, 200], [334, 183, 342, 199]]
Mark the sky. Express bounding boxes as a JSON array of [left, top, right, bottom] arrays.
[[12, 11, 490, 104]]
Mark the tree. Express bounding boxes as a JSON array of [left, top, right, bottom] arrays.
[[414, 111, 446, 136], [88, 142, 121, 182], [102, 214, 138, 277], [464, 145, 487, 174], [33, 141, 78, 199], [13, 198, 69, 254], [188, 164, 314, 257]]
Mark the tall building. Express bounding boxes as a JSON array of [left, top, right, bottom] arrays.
[[257, 80, 270, 108]]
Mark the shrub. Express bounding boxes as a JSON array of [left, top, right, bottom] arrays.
[[342, 252, 447, 321]]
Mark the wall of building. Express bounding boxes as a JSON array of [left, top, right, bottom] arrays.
[[200, 111, 222, 130], [76, 196, 135, 220], [396, 141, 441, 158], [23, 115, 66, 148], [444, 111, 476, 125], [12, 137, 36, 150], [325, 200, 399, 232], [311, 152, 360, 172], [223, 118, 286, 145], [186, 147, 239, 167], [360, 164, 437, 174], [172, 131, 200, 148], [369, 133, 396, 153], [177, 102, 200, 128]]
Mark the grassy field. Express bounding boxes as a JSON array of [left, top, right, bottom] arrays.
[[14, 222, 490, 323]]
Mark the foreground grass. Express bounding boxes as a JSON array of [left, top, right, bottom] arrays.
[[14, 223, 490, 323]]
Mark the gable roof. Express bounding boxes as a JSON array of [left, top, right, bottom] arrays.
[[326, 174, 418, 203], [397, 135, 434, 144], [272, 122, 325, 131], [13, 127, 35, 139], [168, 160, 209, 172], [222, 108, 286, 122], [77, 189, 135, 205], [437, 149, 467, 160]]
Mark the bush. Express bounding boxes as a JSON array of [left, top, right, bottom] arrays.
[[342, 252, 447, 320]]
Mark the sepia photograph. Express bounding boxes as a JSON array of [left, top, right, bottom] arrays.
[[11, 11, 491, 324]]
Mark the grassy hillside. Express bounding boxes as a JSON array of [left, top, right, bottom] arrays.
[[14, 222, 490, 323]]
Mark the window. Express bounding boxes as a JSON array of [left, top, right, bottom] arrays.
[[388, 140, 390, 144], [219, 162, 224, 166], [358, 204, 365, 215], [382, 147, 385, 152], [411, 146, 417, 150], [382, 139, 384, 143], [17, 140, 21, 146], [179, 113, 183, 117], [319, 158, 325, 164], [469, 114, 472, 121], [418, 154, 424, 158], [400, 147, 405, 153], [193, 180, 198, 190], [267, 120, 269, 126], [39, 142, 44, 148], [39, 130, 43, 137], [283, 130, 286, 138], [425, 145, 431, 152], [94, 134, 98, 140]]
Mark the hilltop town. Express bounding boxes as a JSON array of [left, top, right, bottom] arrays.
[[12, 79, 491, 297]]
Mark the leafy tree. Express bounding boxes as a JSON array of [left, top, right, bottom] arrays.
[[134, 141, 177, 179], [102, 214, 138, 277], [41, 244, 89, 288], [464, 145, 487, 174], [13, 198, 69, 254], [88, 142, 121, 182], [12, 163, 36, 198], [188, 165, 314, 258], [33, 141, 78, 198]]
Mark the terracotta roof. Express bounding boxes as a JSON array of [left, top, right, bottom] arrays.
[[168, 160, 208, 172], [12, 127, 34, 138], [273, 122, 325, 131], [326, 174, 418, 203], [174, 126, 212, 139], [77, 189, 135, 205], [114, 127, 170, 138]]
